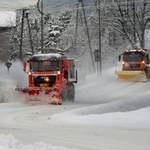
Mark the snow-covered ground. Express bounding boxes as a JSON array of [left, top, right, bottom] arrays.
[[0, 61, 150, 150]]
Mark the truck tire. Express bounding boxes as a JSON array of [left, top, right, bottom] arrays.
[[67, 83, 75, 102]]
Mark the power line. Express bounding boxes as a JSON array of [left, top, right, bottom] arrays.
[[0, 0, 150, 12], [45, 0, 72, 9]]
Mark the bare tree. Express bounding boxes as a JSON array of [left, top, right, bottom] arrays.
[[108, 0, 150, 49]]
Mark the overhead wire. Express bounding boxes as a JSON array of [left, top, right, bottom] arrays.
[[0, 0, 150, 12], [45, 0, 72, 9]]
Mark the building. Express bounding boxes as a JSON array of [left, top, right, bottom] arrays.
[[0, 27, 13, 62], [0, 11, 16, 62]]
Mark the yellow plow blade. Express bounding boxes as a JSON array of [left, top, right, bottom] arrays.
[[115, 70, 147, 81]]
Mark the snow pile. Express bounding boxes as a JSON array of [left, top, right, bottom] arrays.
[[52, 105, 150, 128], [0, 134, 76, 150], [0, 134, 19, 149]]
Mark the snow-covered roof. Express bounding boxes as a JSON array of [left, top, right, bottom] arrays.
[[28, 53, 63, 61], [0, 11, 16, 27]]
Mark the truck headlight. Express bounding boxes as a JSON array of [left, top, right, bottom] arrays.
[[44, 77, 50, 82]]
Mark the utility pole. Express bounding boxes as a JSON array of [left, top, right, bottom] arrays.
[[75, 2, 79, 44], [75, 0, 95, 71], [19, 9, 25, 60], [132, 0, 136, 45], [37, 0, 44, 53], [98, 0, 102, 75], [5, 60, 12, 74], [94, 0, 102, 76], [19, 8, 34, 60], [26, 10, 34, 55]]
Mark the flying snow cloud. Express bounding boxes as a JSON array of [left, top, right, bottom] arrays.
[[0, 61, 27, 102]]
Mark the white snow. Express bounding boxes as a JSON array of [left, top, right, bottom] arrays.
[[0, 134, 74, 150], [30, 53, 62, 61], [0, 11, 16, 27], [51, 68, 150, 129], [0, 61, 150, 149]]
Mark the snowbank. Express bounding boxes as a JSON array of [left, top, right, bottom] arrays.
[[0, 134, 76, 150], [51, 68, 150, 129]]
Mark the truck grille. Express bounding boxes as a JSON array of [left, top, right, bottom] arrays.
[[33, 75, 56, 87], [128, 64, 140, 69]]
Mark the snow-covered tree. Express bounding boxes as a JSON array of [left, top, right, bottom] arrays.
[[106, 0, 150, 49], [44, 10, 72, 51], [9, 7, 72, 60]]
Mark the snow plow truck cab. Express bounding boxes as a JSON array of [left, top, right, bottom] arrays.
[[15, 53, 78, 105], [115, 48, 150, 81]]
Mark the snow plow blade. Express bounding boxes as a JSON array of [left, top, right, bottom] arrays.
[[15, 87, 62, 105], [115, 70, 147, 81]]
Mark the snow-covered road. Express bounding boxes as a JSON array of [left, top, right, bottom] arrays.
[[0, 102, 150, 150], [0, 62, 150, 150]]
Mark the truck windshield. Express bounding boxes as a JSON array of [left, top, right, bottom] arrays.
[[30, 61, 58, 72], [123, 52, 143, 62]]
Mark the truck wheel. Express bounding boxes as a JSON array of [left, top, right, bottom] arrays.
[[67, 83, 75, 102]]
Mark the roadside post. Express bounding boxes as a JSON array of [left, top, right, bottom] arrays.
[[5, 60, 12, 74]]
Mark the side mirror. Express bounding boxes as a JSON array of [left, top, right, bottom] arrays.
[[147, 54, 149, 61], [118, 55, 121, 62], [23, 62, 26, 72]]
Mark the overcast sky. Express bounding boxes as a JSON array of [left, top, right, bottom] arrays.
[[0, 0, 38, 27], [0, 0, 37, 10]]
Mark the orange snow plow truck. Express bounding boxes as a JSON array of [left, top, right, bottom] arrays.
[[115, 48, 150, 81], [15, 53, 78, 104]]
